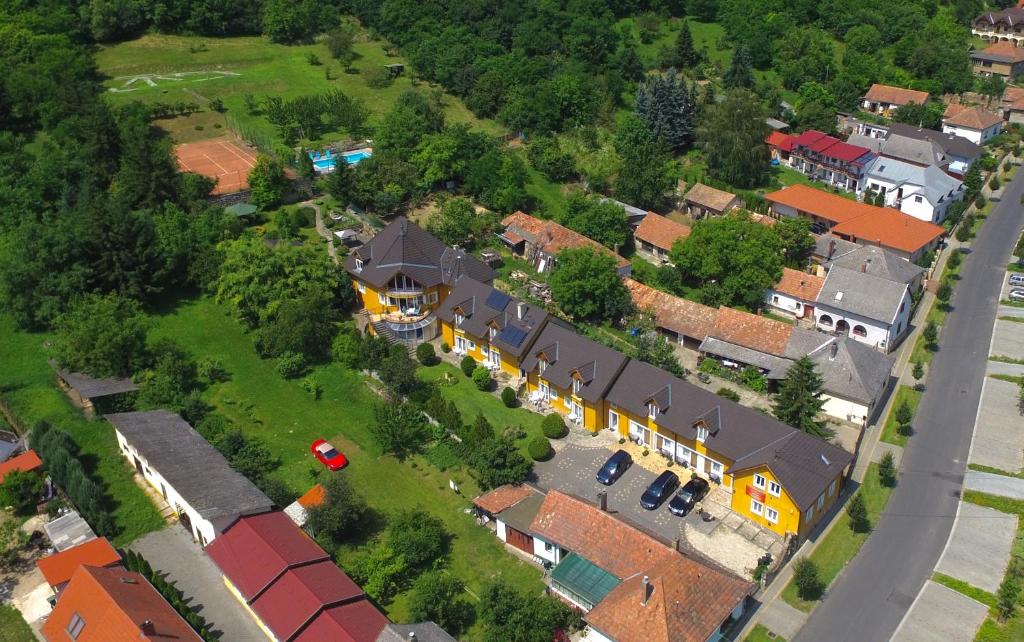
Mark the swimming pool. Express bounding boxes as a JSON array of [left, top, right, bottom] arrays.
[[309, 148, 372, 173]]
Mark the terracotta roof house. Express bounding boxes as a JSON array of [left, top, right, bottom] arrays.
[[41, 565, 201, 642], [0, 449, 42, 484], [682, 183, 741, 219], [527, 490, 753, 641], [473, 485, 546, 556], [474, 484, 536, 515], [1003, 86, 1024, 124], [633, 213, 691, 263], [205, 511, 389, 642], [765, 268, 826, 319], [500, 211, 631, 275], [625, 278, 718, 348], [106, 411, 273, 545], [862, 84, 930, 116], [785, 130, 877, 192], [764, 185, 945, 261], [765, 131, 796, 162], [698, 308, 795, 377], [942, 106, 1004, 144], [37, 537, 122, 595], [972, 40, 1024, 79]]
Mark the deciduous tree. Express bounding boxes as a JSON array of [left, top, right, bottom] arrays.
[[407, 572, 474, 636], [371, 401, 428, 461], [549, 248, 632, 322], [557, 192, 630, 250], [306, 475, 370, 544], [614, 114, 674, 209], [248, 155, 289, 210], [53, 294, 149, 378], [696, 89, 770, 189]]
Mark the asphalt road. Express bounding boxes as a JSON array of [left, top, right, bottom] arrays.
[[795, 172, 1024, 642]]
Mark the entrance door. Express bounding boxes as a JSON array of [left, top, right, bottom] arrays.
[[177, 507, 195, 540], [506, 526, 532, 553], [695, 453, 706, 473], [608, 410, 619, 433]]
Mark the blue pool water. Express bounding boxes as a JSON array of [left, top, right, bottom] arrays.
[[309, 148, 372, 172]]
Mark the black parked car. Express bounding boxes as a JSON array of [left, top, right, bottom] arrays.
[[596, 450, 632, 485], [668, 477, 710, 517], [640, 470, 680, 510]]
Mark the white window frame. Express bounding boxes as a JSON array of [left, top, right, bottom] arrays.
[[468, 340, 476, 351], [648, 402, 656, 419], [378, 291, 386, 304], [753, 474, 766, 489], [750, 499, 764, 516], [696, 425, 708, 442], [769, 480, 781, 497], [828, 480, 836, 496], [572, 379, 582, 395], [454, 313, 464, 326], [539, 359, 547, 374], [569, 400, 583, 421], [766, 507, 779, 524], [357, 280, 365, 293], [66, 613, 86, 639], [489, 326, 497, 339], [355, 258, 363, 271], [549, 385, 558, 400], [608, 410, 619, 430], [710, 460, 723, 477], [539, 381, 550, 399]]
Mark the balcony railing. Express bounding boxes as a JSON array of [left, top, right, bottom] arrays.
[[385, 287, 424, 297]]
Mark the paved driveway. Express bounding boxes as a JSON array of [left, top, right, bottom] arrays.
[[936, 501, 1017, 593], [130, 527, 267, 641], [892, 581, 989, 642], [968, 377, 1024, 473]]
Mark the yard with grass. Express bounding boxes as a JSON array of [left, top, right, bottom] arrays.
[[879, 385, 922, 447], [95, 32, 503, 147], [781, 463, 894, 612], [744, 624, 785, 642], [0, 316, 165, 547], [148, 297, 543, 632], [0, 604, 34, 642]]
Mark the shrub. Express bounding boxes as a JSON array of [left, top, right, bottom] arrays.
[[793, 558, 823, 600], [936, 282, 952, 303], [739, 366, 766, 392], [501, 387, 517, 407], [197, 356, 228, 383], [364, 66, 393, 88], [528, 436, 552, 461], [0, 469, 43, 515], [542, 413, 567, 439], [275, 352, 306, 379], [425, 442, 461, 471], [923, 321, 938, 348], [460, 355, 476, 377], [440, 341, 450, 353], [846, 493, 870, 533], [991, 175, 1001, 191], [997, 577, 1020, 621], [947, 249, 962, 268], [416, 342, 436, 365], [300, 375, 322, 400], [879, 451, 897, 487], [332, 330, 363, 368], [699, 358, 722, 375], [912, 361, 924, 381], [208, 97, 225, 113], [716, 387, 740, 401], [472, 366, 491, 391], [976, 194, 987, 208], [306, 52, 321, 66]]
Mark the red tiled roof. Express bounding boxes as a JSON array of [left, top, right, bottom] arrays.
[[765, 184, 876, 224], [791, 130, 828, 148], [792, 131, 871, 163], [37, 538, 121, 590], [0, 450, 42, 484], [501, 212, 630, 269], [474, 484, 536, 515], [708, 307, 794, 357], [41, 565, 201, 642], [773, 268, 825, 302], [973, 40, 1024, 63], [296, 484, 325, 509], [625, 279, 718, 342], [808, 134, 840, 153], [293, 600, 390, 642], [635, 214, 691, 251], [824, 141, 873, 163], [944, 106, 1003, 131], [251, 562, 364, 642], [205, 511, 327, 600], [864, 84, 929, 107], [765, 131, 794, 151]]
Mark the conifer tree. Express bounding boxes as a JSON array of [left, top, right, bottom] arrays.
[[635, 70, 697, 153], [673, 20, 700, 68], [773, 356, 832, 439], [723, 45, 755, 89]]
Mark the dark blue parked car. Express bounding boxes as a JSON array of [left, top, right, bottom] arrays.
[[640, 470, 680, 510], [596, 450, 632, 485]]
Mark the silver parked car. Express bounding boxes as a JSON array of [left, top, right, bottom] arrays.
[[1009, 274, 1024, 287], [1009, 289, 1024, 302]]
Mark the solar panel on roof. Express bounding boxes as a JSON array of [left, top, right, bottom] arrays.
[[485, 290, 512, 311], [496, 325, 528, 348]]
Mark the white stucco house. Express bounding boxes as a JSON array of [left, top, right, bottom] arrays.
[[106, 410, 273, 546], [864, 157, 965, 223], [813, 266, 912, 353], [942, 106, 1004, 145]]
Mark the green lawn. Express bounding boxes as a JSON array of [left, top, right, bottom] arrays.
[[0, 317, 165, 547], [0, 604, 34, 642], [931, 572, 996, 610], [149, 297, 543, 632], [968, 463, 1024, 480], [744, 624, 785, 642], [781, 463, 894, 612], [770, 166, 856, 199], [95, 33, 503, 147], [961, 491, 1024, 642], [879, 385, 922, 447], [524, 163, 569, 217]]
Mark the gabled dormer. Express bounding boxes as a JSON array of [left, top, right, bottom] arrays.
[[452, 297, 475, 326], [568, 361, 596, 395], [693, 406, 721, 443], [535, 342, 559, 374], [644, 384, 672, 420]]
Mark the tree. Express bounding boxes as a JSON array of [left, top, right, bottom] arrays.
[[461, 412, 496, 450], [407, 572, 474, 637], [773, 27, 836, 90], [351, 544, 408, 603], [846, 492, 870, 532], [542, 414, 567, 439], [997, 577, 1020, 621], [0, 519, 28, 572], [879, 451, 896, 487], [635, 71, 697, 153], [669, 20, 700, 68], [723, 45, 755, 89], [470, 437, 531, 489], [794, 82, 838, 135], [248, 155, 289, 210], [82, 200, 168, 302], [549, 248, 632, 322], [378, 345, 422, 397], [614, 114, 674, 209], [895, 399, 914, 436], [793, 558, 823, 600], [136, 339, 202, 416], [371, 401, 428, 461], [963, 164, 983, 201], [230, 440, 281, 484], [982, 74, 1006, 107], [557, 192, 630, 249], [527, 137, 575, 182], [774, 217, 816, 268], [416, 342, 436, 366], [501, 387, 517, 407], [53, 294, 149, 378], [912, 361, 925, 382], [697, 89, 770, 189], [324, 159, 354, 203], [306, 475, 369, 543], [669, 215, 783, 309], [0, 470, 43, 515], [923, 320, 938, 348], [773, 357, 833, 439], [387, 509, 449, 570], [426, 197, 497, 248], [892, 102, 944, 131], [376, 91, 445, 156], [262, 0, 316, 44], [479, 580, 572, 642], [255, 289, 338, 362], [629, 312, 684, 376], [326, 24, 356, 64]]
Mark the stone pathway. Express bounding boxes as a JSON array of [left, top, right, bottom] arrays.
[[892, 582, 989, 642], [986, 360, 1024, 378], [936, 501, 1017, 593]]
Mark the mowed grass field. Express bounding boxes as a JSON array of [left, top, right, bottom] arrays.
[[149, 297, 542, 632], [95, 33, 504, 145]]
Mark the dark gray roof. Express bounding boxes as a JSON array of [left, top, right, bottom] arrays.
[[785, 331, 893, 405], [697, 338, 793, 379], [520, 323, 629, 404], [0, 431, 21, 463], [377, 623, 456, 642], [886, 123, 982, 161], [824, 244, 924, 286], [865, 157, 963, 205], [106, 410, 272, 523], [816, 266, 909, 323], [496, 491, 545, 532], [435, 278, 549, 360], [50, 360, 139, 399], [876, 135, 948, 168], [345, 217, 495, 290], [813, 235, 860, 263], [846, 133, 884, 154]]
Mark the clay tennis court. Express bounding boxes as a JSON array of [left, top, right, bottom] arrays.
[[175, 138, 257, 195]]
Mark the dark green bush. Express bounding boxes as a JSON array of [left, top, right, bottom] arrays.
[[416, 342, 436, 365], [501, 387, 517, 407], [716, 387, 740, 402], [460, 355, 476, 376], [528, 436, 552, 461], [542, 413, 567, 439], [472, 366, 491, 391]]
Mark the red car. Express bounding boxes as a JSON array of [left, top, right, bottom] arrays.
[[311, 439, 348, 470]]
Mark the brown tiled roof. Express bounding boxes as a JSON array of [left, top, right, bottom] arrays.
[[474, 484, 536, 515], [773, 268, 825, 302], [683, 183, 740, 213], [864, 84, 929, 107], [501, 212, 630, 269], [625, 279, 717, 341], [634, 214, 691, 251], [973, 40, 1024, 64], [943, 106, 1003, 131], [748, 212, 778, 227], [1003, 86, 1024, 106], [708, 307, 793, 357]]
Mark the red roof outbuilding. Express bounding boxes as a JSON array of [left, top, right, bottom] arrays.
[[37, 537, 121, 591], [0, 450, 42, 484]]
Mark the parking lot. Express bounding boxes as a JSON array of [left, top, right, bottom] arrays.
[[531, 444, 782, 576]]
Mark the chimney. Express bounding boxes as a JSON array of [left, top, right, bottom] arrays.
[[517, 301, 526, 320], [140, 620, 155, 635], [408, 633, 417, 642], [641, 576, 651, 606], [597, 491, 607, 512], [828, 239, 836, 259], [860, 261, 867, 273], [830, 341, 839, 361]]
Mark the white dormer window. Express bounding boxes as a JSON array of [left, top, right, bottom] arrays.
[[454, 313, 464, 326], [539, 358, 547, 374], [489, 327, 497, 339], [696, 425, 708, 442], [572, 379, 582, 395], [647, 402, 656, 419], [355, 258, 363, 271]]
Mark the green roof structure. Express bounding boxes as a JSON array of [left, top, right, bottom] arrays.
[[225, 202, 258, 217], [549, 553, 620, 609]]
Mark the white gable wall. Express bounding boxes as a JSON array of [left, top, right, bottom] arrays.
[[813, 287, 911, 353], [942, 122, 1002, 145]]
